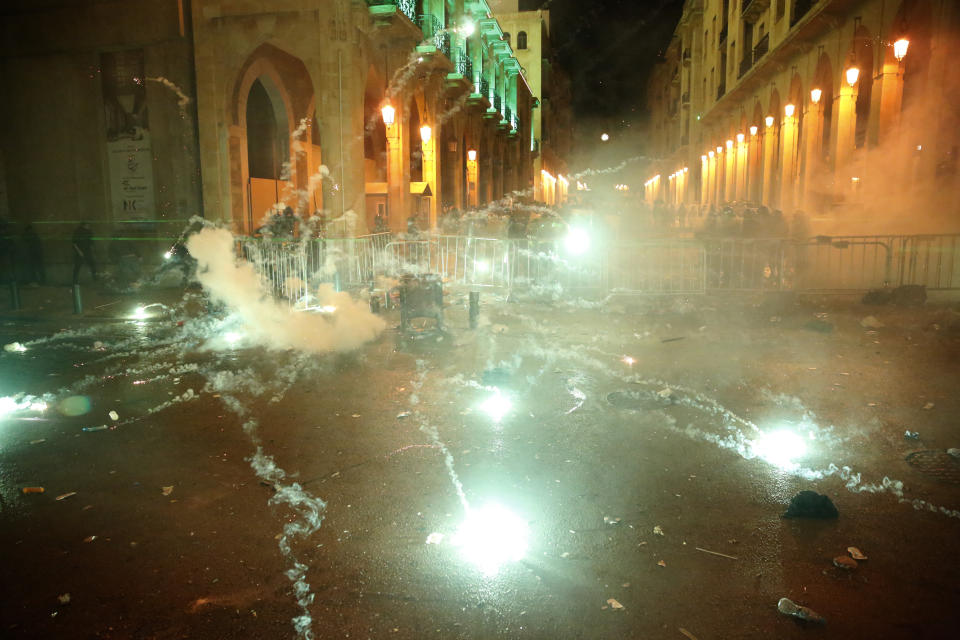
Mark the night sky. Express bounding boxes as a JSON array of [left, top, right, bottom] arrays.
[[532, 0, 685, 123]]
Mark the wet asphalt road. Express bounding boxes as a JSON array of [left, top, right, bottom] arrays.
[[1, 292, 959, 639]]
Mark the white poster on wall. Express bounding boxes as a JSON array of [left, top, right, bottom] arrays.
[[107, 133, 155, 220]]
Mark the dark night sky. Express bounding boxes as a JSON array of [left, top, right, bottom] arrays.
[[530, 0, 685, 124]]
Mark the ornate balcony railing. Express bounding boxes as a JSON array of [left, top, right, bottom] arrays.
[[436, 31, 451, 59], [504, 106, 512, 125], [738, 57, 752, 78], [370, 0, 416, 23], [510, 112, 519, 131], [477, 76, 490, 98], [454, 50, 472, 79], [493, 93, 502, 113], [417, 14, 441, 45], [753, 33, 769, 64]]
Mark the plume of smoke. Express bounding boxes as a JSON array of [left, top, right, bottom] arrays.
[[146, 76, 191, 113], [186, 227, 385, 353]]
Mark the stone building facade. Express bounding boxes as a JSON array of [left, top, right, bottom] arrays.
[[0, 0, 546, 250], [645, 0, 960, 234]]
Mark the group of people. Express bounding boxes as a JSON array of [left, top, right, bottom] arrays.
[[0, 220, 196, 288]]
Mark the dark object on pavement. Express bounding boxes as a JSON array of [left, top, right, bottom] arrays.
[[782, 490, 839, 519], [398, 273, 443, 333], [778, 597, 826, 625], [803, 319, 834, 333], [661, 336, 685, 343], [862, 284, 927, 306]]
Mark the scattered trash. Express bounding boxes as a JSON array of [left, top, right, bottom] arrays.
[[653, 525, 664, 536], [803, 319, 834, 333], [83, 536, 97, 543], [777, 597, 826, 624], [923, 402, 934, 410], [425, 532, 444, 545], [833, 555, 858, 570], [396, 411, 411, 419], [695, 547, 738, 560], [30, 439, 46, 444], [847, 546, 868, 560], [603, 516, 621, 525], [161, 486, 174, 496], [351, 414, 361, 418], [862, 284, 926, 306], [57, 593, 71, 605], [21, 487, 44, 494], [108, 410, 119, 421], [782, 490, 839, 519], [947, 448, 960, 460], [606, 598, 624, 610], [678, 628, 699, 640], [656, 388, 673, 399], [860, 315, 884, 329], [55, 492, 77, 501], [491, 324, 508, 334], [657, 560, 667, 567], [82, 425, 109, 432], [660, 337, 685, 343], [904, 430, 921, 440]]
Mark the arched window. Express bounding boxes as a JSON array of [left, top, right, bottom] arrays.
[[517, 31, 527, 50]]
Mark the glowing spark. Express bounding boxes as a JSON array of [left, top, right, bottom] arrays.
[[319, 305, 337, 314], [224, 331, 242, 345], [480, 389, 511, 422], [130, 306, 148, 320], [475, 260, 490, 274], [752, 430, 808, 470], [163, 251, 172, 260], [564, 228, 590, 256], [453, 503, 529, 575], [0, 396, 19, 416], [622, 355, 636, 366]]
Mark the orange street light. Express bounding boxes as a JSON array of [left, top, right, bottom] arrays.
[[784, 103, 796, 118], [845, 66, 860, 87], [726, 139, 733, 149], [381, 103, 396, 126], [736, 133, 745, 143], [467, 149, 477, 161], [708, 150, 715, 158], [810, 88, 822, 104], [750, 125, 758, 136], [894, 38, 910, 62], [420, 125, 432, 144], [765, 115, 775, 127]]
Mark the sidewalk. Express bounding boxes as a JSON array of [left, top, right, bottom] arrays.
[[0, 282, 190, 325]]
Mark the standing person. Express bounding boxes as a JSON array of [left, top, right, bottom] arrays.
[[72, 221, 98, 284], [22, 223, 45, 285]]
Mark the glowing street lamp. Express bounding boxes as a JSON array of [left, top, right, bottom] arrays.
[[726, 139, 733, 150], [419, 124, 432, 144], [601, 132, 610, 141], [893, 38, 910, 62], [810, 88, 822, 104], [845, 65, 860, 87], [749, 125, 758, 136], [765, 115, 775, 127], [716, 145, 723, 154], [736, 133, 745, 143], [701, 154, 707, 161], [784, 103, 796, 118], [708, 150, 715, 158], [381, 102, 395, 126], [460, 20, 476, 38], [467, 149, 477, 161]]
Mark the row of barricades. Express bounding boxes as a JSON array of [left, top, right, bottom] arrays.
[[236, 232, 960, 302]]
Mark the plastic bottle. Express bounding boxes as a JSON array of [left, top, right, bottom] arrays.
[[778, 597, 826, 624]]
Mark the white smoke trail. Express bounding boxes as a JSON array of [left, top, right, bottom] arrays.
[[146, 76, 191, 114]]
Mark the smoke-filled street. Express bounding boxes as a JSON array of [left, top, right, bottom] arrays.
[[2, 286, 959, 639]]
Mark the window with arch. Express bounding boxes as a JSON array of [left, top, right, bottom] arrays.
[[517, 31, 527, 50]]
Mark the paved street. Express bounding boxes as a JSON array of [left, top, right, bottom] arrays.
[[2, 288, 959, 639]]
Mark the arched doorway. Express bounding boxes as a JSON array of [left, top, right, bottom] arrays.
[[245, 75, 291, 232]]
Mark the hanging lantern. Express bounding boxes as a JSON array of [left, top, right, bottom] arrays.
[[893, 38, 909, 62], [810, 88, 822, 104], [381, 103, 396, 126], [765, 115, 775, 127], [784, 103, 796, 117], [750, 125, 758, 136], [420, 125, 432, 144]]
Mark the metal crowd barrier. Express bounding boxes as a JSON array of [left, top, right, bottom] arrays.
[[237, 233, 960, 303]]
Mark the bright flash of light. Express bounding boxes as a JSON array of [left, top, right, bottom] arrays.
[[163, 251, 172, 260], [319, 305, 337, 314], [622, 355, 636, 366], [480, 389, 511, 422], [29, 401, 48, 412], [752, 430, 808, 470], [460, 20, 475, 37], [453, 503, 529, 576], [564, 228, 590, 256], [0, 396, 19, 417], [224, 331, 242, 345], [601, 132, 610, 141], [130, 306, 148, 320], [475, 260, 490, 274]]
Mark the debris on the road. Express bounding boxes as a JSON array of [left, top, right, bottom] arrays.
[[108, 410, 119, 421], [657, 388, 673, 399], [603, 516, 621, 525], [606, 598, 624, 610], [847, 547, 868, 560], [22, 487, 44, 494], [777, 597, 826, 624], [396, 411, 411, 419], [57, 593, 71, 605], [695, 546, 738, 560], [679, 628, 699, 640], [653, 525, 665, 536], [947, 448, 960, 460], [55, 492, 77, 501], [905, 430, 921, 440], [803, 319, 834, 333], [83, 536, 97, 543], [657, 560, 667, 567], [425, 532, 443, 545], [82, 425, 109, 432], [782, 490, 839, 519], [661, 336, 685, 343], [833, 555, 858, 570], [351, 414, 361, 418], [860, 315, 884, 329], [161, 486, 174, 496], [491, 324, 508, 334], [922, 402, 934, 410], [30, 439, 46, 444]]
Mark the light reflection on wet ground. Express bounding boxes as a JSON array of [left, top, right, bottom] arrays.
[[1, 293, 959, 638]]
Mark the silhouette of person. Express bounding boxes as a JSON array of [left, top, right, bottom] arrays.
[[72, 221, 98, 284]]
